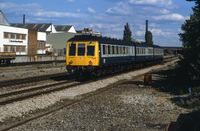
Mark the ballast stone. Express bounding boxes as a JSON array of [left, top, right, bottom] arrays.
[[60, 93, 78, 100]]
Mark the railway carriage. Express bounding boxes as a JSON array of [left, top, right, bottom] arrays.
[[153, 45, 164, 60], [66, 35, 163, 76], [135, 43, 154, 63], [0, 52, 16, 65]]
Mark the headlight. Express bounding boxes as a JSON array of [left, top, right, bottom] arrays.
[[89, 61, 93, 65], [69, 60, 73, 64]]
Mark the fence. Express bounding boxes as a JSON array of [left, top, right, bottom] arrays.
[[0, 47, 66, 56]]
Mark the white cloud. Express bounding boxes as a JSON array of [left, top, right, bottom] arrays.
[[160, 9, 170, 14], [67, 0, 75, 2], [34, 11, 86, 18], [0, 2, 41, 13], [112, 27, 123, 32], [77, 9, 80, 12], [177, 29, 182, 32], [149, 23, 160, 27], [87, 7, 96, 13], [128, 0, 172, 6], [150, 28, 171, 36], [141, 7, 170, 15], [136, 31, 145, 36], [106, 2, 132, 15], [153, 13, 189, 21]]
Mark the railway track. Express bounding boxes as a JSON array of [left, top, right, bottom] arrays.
[[0, 56, 178, 106], [0, 72, 70, 87], [0, 60, 65, 67], [0, 56, 179, 131], [0, 79, 78, 105]]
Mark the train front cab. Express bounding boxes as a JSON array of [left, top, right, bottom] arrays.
[[0, 52, 16, 65], [66, 41, 99, 74]]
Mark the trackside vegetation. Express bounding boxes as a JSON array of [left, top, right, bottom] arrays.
[[178, 0, 200, 90], [170, 0, 200, 112]]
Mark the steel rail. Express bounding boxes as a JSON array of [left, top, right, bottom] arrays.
[[1, 56, 178, 131]]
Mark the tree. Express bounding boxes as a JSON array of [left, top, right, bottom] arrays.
[[179, 0, 200, 85], [123, 23, 132, 42], [145, 31, 153, 45]]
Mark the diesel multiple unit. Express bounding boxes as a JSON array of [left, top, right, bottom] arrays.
[[0, 52, 16, 65], [66, 35, 163, 76]]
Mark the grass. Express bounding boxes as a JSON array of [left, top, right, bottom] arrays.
[[152, 64, 200, 111], [153, 63, 200, 129]]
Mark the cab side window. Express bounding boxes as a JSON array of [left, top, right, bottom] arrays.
[[87, 46, 95, 56], [69, 44, 76, 56]]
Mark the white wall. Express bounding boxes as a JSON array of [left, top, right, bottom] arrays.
[[46, 24, 57, 33], [37, 32, 46, 41], [0, 25, 28, 54], [68, 26, 76, 33]]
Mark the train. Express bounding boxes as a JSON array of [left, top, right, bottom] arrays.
[[0, 52, 16, 65], [45, 44, 53, 55], [66, 35, 163, 76]]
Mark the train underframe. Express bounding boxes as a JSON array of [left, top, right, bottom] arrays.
[[66, 59, 161, 78], [0, 59, 11, 65]]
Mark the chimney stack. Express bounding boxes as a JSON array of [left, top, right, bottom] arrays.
[[23, 14, 25, 24], [146, 20, 148, 32]]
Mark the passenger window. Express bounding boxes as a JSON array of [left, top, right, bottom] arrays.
[[103, 45, 106, 55], [116, 46, 119, 54], [120, 47, 123, 54], [137, 48, 139, 54], [126, 47, 129, 55], [108, 45, 111, 55], [69, 44, 76, 56], [112, 46, 115, 54], [123, 47, 126, 54], [78, 44, 85, 56], [87, 46, 95, 56]]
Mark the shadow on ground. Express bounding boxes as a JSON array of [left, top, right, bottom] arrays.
[[167, 111, 200, 131], [151, 67, 191, 95], [150, 67, 200, 131]]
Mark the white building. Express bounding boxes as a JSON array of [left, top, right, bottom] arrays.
[[0, 25, 28, 55], [37, 31, 46, 54]]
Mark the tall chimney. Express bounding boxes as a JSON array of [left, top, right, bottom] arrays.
[[146, 20, 148, 32], [23, 14, 25, 24]]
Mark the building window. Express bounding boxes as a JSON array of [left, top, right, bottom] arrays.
[[40, 42, 45, 49], [7, 46, 11, 52], [22, 34, 26, 40], [4, 32, 8, 38], [11, 33, 16, 39], [21, 46, 25, 52], [16, 34, 20, 39], [4, 46, 7, 52], [13, 46, 16, 52], [4, 32, 28, 40]]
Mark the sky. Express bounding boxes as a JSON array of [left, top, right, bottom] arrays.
[[0, 0, 196, 47]]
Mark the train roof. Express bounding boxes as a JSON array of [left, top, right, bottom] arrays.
[[68, 35, 161, 48], [68, 35, 132, 45]]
